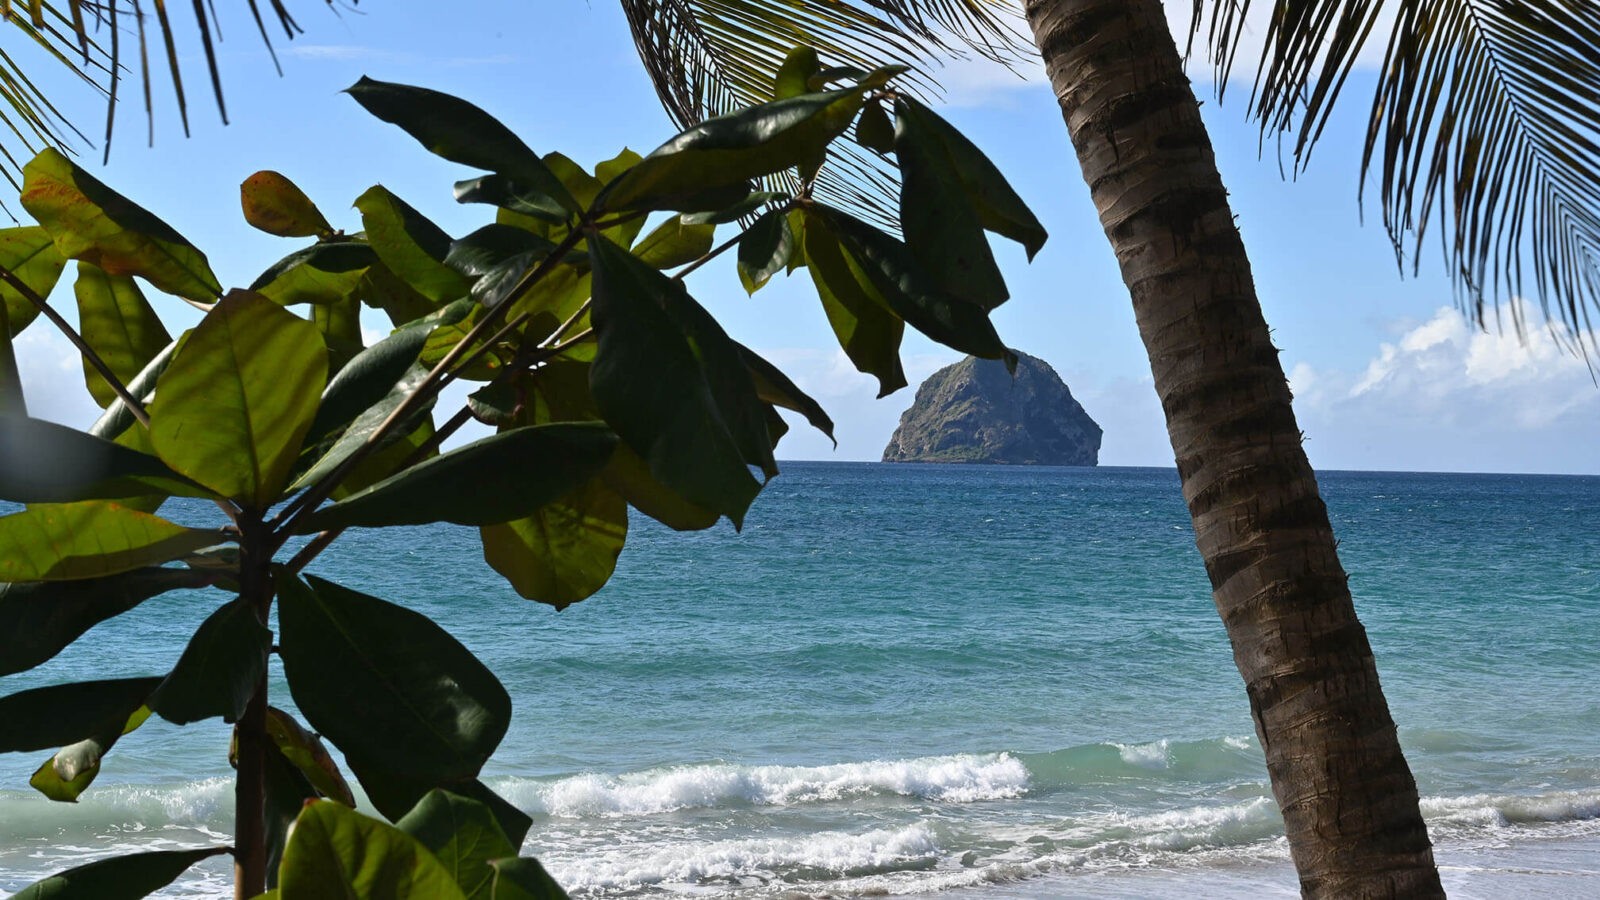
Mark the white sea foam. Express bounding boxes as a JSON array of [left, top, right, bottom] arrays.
[[1423, 790, 1600, 829], [1116, 739, 1173, 770], [546, 823, 942, 890], [499, 752, 1029, 818]]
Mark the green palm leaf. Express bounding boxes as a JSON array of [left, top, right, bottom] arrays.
[[1194, 0, 1600, 345]]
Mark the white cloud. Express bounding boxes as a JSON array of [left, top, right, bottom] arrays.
[[11, 326, 104, 429], [1288, 305, 1600, 473]]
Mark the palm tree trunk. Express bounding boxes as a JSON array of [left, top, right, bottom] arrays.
[[1019, 0, 1443, 895]]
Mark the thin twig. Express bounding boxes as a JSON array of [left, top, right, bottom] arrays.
[[672, 200, 797, 282], [0, 262, 150, 427]]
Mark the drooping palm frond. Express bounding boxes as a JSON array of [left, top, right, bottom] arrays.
[[619, 0, 1029, 225], [1193, 0, 1600, 349], [0, 0, 344, 185]]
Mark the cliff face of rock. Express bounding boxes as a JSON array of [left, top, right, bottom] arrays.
[[882, 353, 1102, 466]]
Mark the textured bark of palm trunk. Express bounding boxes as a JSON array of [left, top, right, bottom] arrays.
[[233, 519, 271, 900], [1019, 0, 1444, 895]]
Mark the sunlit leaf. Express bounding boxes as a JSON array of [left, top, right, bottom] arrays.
[[21, 148, 221, 304], [631, 216, 715, 270], [357, 186, 471, 305], [0, 225, 67, 338], [241, 170, 334, 239], [148, 290, 328, 507], [277, 800, 467, 900], [482, 478, 628, 610], [489, 857, 570, 900], [29, 706, 152, 803], [397, 790, 516, 900], [0, 677, 160, 753], [0, 502, 226, 582], [9, 847, 229, 899], [798, 210, 906, 397], [73, 262, 173, 408]]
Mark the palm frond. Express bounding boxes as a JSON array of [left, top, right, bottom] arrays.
[[1194, 0, 1600, 349], [619, 0, 1029, 226]]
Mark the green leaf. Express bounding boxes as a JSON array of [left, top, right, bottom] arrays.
[[1, 307, 24, 416], [819, 208, 1013, 362], [0, 677, 160, 753], [799, 211, 906, 397], [736, 343, 835, 445], [775, 46, 821, 100], [892, 100, 1007, 310], [241, 170, 334, 239], [356, 186, 471, 305], [291, 364, 434, 496], [737, 209, 795, 295], [445, 225, 561, 309], [598, 89, 867, 212], [352, 764, 532, 852], [265, 706, 357, 807], [0, 568, 217, 676], [0, 416, 212, 504], [680, 191, 788, 226], [398, 790, 517, 900], [0, 502, 227, 582], [347, 78, 578, 218], [489, 858, 570, 900], [0, 225, 67, 338], [89, 340, 177, 442], [148, 290, 328, 507], [278, 574, 511, 782], [278, 800, 468, 900], [73, 262, 173, 408], [855, 100, 894, 153], [894, 97, 1046, 262], [630, 216, 714, 270], [599, 445, 718, 532], [9, 847, 229, 899], [482, 478, 628, 610], [250, 241, 377, 307], [294, 423, 618, 533], [306, 322, 431, 446], [148, 597, 270, 725], [455, 174, 571, 228], [313, 295, 365, 374], [20, 148, 221, 304], [262, 742, 317, 889], [587, 235, 763, 527], [29, 706, 151, 802]]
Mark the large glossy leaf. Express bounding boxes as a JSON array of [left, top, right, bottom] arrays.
[[490, 858, 569, 900], [350, 762, 532, 852], [599, 445, 718, 532], [313, 295, 365, 374], [894, 98, 1045, 261], [148, 597, 270, 725], [736, 343, 835, 444], [241, 171, 334, 239], [262, 741, 318, 889], [798, 211, 906, 397], [819, 208, 1013, 364], [89, 340, 177, 442], [357, 186, 471, 305], [397, 790, 517, 900], [277, 800, 468, 900], [588, 235, 763, 528], [291, 364, 434, 496], [148, 290, 328, 508], [0, 502, 226, 582], [736, 209, 795, 295], [294, 424, 618, 533], [630, 216, 714, 270], [0, 417, 212, 504], [445, 225, 562, 310], [20, 148, 221, 304], [0, 677, 160, 753], [278, 574, 511, 782], [265, 706, 356, 807], [306, 322, 432, 446], [598, 89, 867, 212], [250, 241, 377, 307], [0, 568, 217, 676], [0, 225, 67, 338], [73, 262, 173, 408], [1, 306, 24, 415], [29, 706, 152, 803], [9, 847, 229, 899], [346, 78, 577, 220], [482, 478, 628, 610]]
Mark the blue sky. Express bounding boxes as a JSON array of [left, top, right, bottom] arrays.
[[9, 1, 1599, 474]]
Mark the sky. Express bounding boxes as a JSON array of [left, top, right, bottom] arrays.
[[7, 0, 1599, 475]]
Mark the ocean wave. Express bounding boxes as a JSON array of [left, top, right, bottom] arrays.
[[546, 823, 942, 891], [1423, 790, 1600, 829], [497, 753, 1030, 818], [0, 779, 233, 840]]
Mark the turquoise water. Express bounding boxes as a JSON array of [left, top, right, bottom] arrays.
[[2, 464, 1598, 896]]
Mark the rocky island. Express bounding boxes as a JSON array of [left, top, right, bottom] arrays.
[[882, 352, 1102, 466]]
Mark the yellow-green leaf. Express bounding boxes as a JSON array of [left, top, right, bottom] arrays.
[[21, 148, 221, 304], [0, 502, 227, 582], [482, 478, 628, 609], [277, 800, 468, 900], [73, 262, 173, 408], [0, 225, 67, 338], [241, 171, 334, 239], [149, 290, 328, 508]]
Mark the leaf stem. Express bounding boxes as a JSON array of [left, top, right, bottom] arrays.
[[673, 200, 797, 282]]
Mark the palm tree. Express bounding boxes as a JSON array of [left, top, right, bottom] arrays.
[[10, 1, 1600, 895]]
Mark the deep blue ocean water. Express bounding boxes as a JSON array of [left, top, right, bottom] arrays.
[[2, 463, 1598, 897]]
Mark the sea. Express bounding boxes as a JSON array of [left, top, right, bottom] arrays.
[[2, 463, 1598, 898]]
